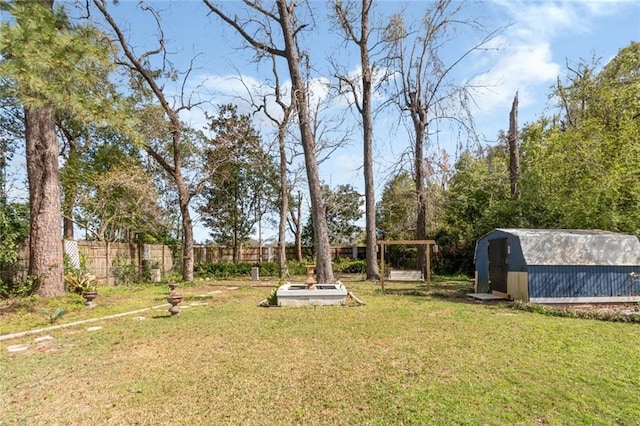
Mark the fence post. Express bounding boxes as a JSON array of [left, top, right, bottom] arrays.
[[105, 241, 110, 285]]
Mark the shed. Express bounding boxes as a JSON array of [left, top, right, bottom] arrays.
[[474, 229, 640, 303]]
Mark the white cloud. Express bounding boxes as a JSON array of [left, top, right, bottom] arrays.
[[467, 0, 626, 119], [470, 42, 560, 116], [320, 151, 364, 190]]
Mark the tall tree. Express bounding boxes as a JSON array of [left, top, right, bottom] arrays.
[[518, 42, 640, 233], [333, 0, 387, 280], [92, 0, 203, 281], [376, 171, 418, 241], [239, 54, 296, 277], [199, 104, 277, 263], [204, 0, 336, 283], [0, 0, 120, 295], [387, 0, 498, 277]]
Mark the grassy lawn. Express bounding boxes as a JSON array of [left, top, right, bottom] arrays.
[[1, 277, 639, 425]]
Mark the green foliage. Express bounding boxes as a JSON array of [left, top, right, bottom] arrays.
[[60, 128, 167, 243], [0, 275, 39, 299], [515, 44, 640, 233], [431, 42, 640, 274], [375, 170, 417, 240], [195, 261, 280, 279], [332, 259, 366, 274], [111, 255, 137, 286], [64, 252, 99, 293], [0, 2, 125, 124], [303, 183, 364, 245], [0, 202, 30, 298], [39, 307, 67, 324], [199, 104, 278, 261], [265, 287, 278, 306], [0, 202, 29, 264]]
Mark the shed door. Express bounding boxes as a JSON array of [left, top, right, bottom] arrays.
[[488, 238, 508, 293]]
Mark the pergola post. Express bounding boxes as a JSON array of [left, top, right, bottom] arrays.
[[378, 240, 436, 291]]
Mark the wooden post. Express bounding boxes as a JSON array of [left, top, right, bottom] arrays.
[[426, 242, 431, 291], [105, 241, 110, 285], [380, 242, 385, 290], [162, 244, 165, 274]]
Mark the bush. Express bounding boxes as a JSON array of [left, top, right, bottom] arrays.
[[266, 287, 278, 306], [64, 253, 99, 293], [0, 275, 39, 299], [194, 260, 314, 279], [195, 259, 369, 279], [333, 259, 366, 274], [111, 255, 137, 286]]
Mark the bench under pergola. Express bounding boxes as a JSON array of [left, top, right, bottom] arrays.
[[378, 239, 437, 290]]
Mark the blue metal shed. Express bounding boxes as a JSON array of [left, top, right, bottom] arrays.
[[474, 229, 640, 303]]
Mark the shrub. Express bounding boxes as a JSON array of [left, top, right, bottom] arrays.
[[266, 287, 278, 306], [333, 259, 366, 274], [64, 252, 99, 293], [0, 275, 39, 298], [39, 307, 67, 324], [195, 259, 369, 279], [195, 261, 305, 279], [111, 255, 137, 286]]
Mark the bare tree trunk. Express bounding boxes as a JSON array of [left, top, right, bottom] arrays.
[[389, 0, 499, 277], [277, 124, 290, 278], [294, 191, 303, 262], [334, 0, 380, 280], [275, 0, 334, 283], [62, 196, 75, 239], [358, 1, 380, 280], [410, 93, 428, 276], [94, 0, 196, 282], [25, 105, 64, 296], [261, 53, 292, 278], [205, 0, 335, 283], [508, 91, 520, 200], [175, 170, 194, 280]]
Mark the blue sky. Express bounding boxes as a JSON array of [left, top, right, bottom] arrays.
[[3, 0, 640, 243]]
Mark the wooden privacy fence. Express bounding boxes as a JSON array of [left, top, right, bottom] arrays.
[[71, 241, 174, 285], [192, 245, 367, 263], [5, 243, 368, 285], [9, 240, 174, 285]]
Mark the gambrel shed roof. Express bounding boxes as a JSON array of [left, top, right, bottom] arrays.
[[495, 228, 640, 266]]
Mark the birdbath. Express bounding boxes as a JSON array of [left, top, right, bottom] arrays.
[[305, 264, 316, 287], [167, 282, 182, 316]]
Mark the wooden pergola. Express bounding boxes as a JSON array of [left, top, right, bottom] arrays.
[[378, 239, 437, 290]]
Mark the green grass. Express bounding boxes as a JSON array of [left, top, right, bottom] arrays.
[[1, 278, 639, 424]]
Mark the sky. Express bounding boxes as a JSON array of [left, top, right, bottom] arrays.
[[3, 0, 640, 244]]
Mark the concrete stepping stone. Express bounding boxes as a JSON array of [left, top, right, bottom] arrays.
[[7, 344, 29, 353]]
